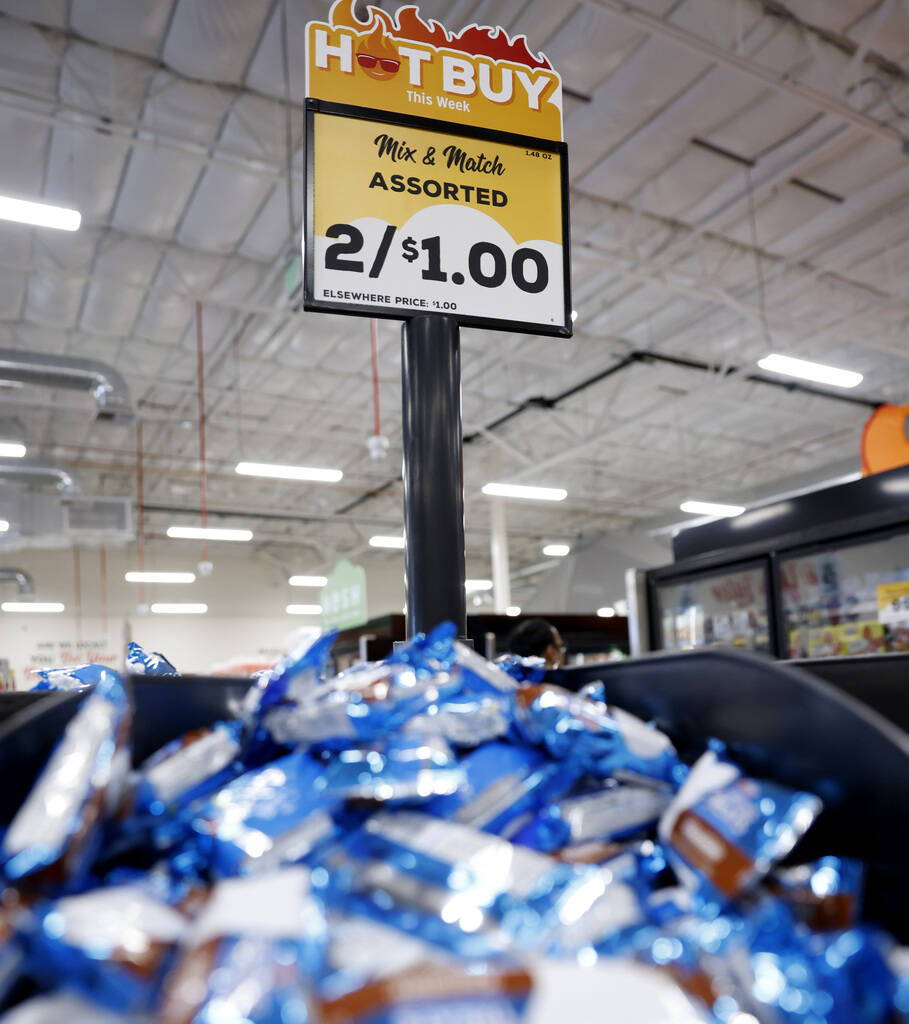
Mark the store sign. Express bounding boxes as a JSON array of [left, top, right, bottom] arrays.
[[321, 559, 368, 631], [877, 581, 909, 624], [305, 1, 563, 141], [303, 2, 570, 336]]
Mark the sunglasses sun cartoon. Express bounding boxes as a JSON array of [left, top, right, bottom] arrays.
[[356, 26, 402, 81]]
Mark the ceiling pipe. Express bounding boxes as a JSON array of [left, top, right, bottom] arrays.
[[0, 349, 135, 425], [0, 458, 78, 495], [0, 568, 34, 597]]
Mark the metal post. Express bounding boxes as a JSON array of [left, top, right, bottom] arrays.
[[490, 496, 511, 612], [401, 315, 466, 637]]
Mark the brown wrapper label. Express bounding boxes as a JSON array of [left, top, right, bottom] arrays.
[[157, 937, 220, 1024], [670, 809, 755, 899], [552, 840, 625, 865], [318, 962, 533, 1024]]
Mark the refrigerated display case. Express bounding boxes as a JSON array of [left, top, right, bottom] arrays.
[[634, 463, 909, 662]]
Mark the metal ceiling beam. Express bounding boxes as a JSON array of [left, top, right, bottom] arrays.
[[590, 0, 906, 146]]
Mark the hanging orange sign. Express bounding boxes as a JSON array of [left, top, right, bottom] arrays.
[[305, 1, 564, 142]]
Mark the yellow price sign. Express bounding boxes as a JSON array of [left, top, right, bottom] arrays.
[[304, 104, 570, 335], [877, 581, 909, 624]]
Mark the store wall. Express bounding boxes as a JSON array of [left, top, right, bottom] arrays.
[[0, 546, 406, 687]]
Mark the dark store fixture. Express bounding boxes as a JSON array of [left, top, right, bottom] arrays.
[[643, 463, 909, 661]]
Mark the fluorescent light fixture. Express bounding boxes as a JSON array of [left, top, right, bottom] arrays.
[[0, 519, 8, 533], [0, 442, 26, 458], [150, 603, 207, 614], [125, 571, 196, 584], [0, 195, 81, 231], [757, 353, 862, 389], [286, 603, 322, 615], [2, 601, 64, 613], [167, 525, 253, 542], [289, 575, 328, 588], [542, 543, 570, 557], [482, 483, 567, 502], [235, 462, 343, 482], [680, 500, 746, 518], [369, 535, 405, 549], [597, 606, 616, 618], [505, 605, 521, 617], [465, 579, 493, 592]]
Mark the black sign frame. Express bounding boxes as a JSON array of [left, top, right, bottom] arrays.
[[303, 98, 572, 338]]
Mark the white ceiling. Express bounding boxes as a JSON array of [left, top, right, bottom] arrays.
[[0, 0, 908, 598]]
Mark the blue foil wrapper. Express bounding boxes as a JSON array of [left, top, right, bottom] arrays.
[[132, 720, 244, 818], [30, 663, 110, 692], [0, 671, 131, 889], [157, 867, 325, 1024], [318, 734, 464, 803], [513, 683, 681, 786], [28, 883, 188, 1012], [125, 642, 178, 676], [192, 750, 340, 877], [425, 740, 580, 837], [659, 749, 822, 906]]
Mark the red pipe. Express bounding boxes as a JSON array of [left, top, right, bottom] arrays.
[[370, 318, 381, 437], [99, 545, 108, 635], [73, 546, 82, 643], [136, 421, 145, 607], [196, 301, 208, 564]]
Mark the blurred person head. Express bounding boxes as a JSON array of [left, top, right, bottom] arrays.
[[506, 617, 566, 668]]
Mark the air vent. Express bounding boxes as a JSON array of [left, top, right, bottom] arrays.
[[63, 498, 133, 538]]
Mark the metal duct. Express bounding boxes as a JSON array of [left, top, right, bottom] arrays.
[[0, 568, 34, 597], [0, 458, 77, 495], [0, 348, 135, 425]]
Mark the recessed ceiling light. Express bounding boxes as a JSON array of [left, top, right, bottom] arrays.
[[597, 606, 616, 618], [465, 579, 493, 592], [680, 500, 745, 518], [288, 575, 328, 587], [167, 526, 253, 542], [0, 195, 81, 231], [2, 601, 65, 613], [150, 603, 208, 614], [0, 442, 26, 458], [369, 535, 405, 549], [505, 605, 521, 616], [757, 353, 862, 389], [125, 571, 196, 583], [286, 604, 322, 615], [542, 543, 570, 557], [235, 462, 343, 482], [482, 483, 567, 502]]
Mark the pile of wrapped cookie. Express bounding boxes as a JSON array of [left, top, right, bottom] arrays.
[[0, 625, 906, 1023]]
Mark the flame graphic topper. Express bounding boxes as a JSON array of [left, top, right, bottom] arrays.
[[329, 0, 553, 71]]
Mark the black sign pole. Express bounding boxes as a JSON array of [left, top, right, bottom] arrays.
[[401, 314, 467, 638]]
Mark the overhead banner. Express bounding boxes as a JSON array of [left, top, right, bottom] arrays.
[[303, 2, 570, 337]]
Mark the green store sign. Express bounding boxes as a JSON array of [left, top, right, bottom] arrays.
[[321, 559, 368, 631]]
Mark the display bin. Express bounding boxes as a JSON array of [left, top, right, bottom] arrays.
[[0, 650, 906, 940]]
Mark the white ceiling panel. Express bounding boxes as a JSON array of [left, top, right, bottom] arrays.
[[111, 145, 204, 237], [43, 123, 131, 222], [177, 164, 273, 252], [70, 0, 176, 59], [59, 42, 153, 122], [23, 270, 83, 328], [162, 0, 274, 85], [0, 16, 63, 97], [0, 106, 50, 197]]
